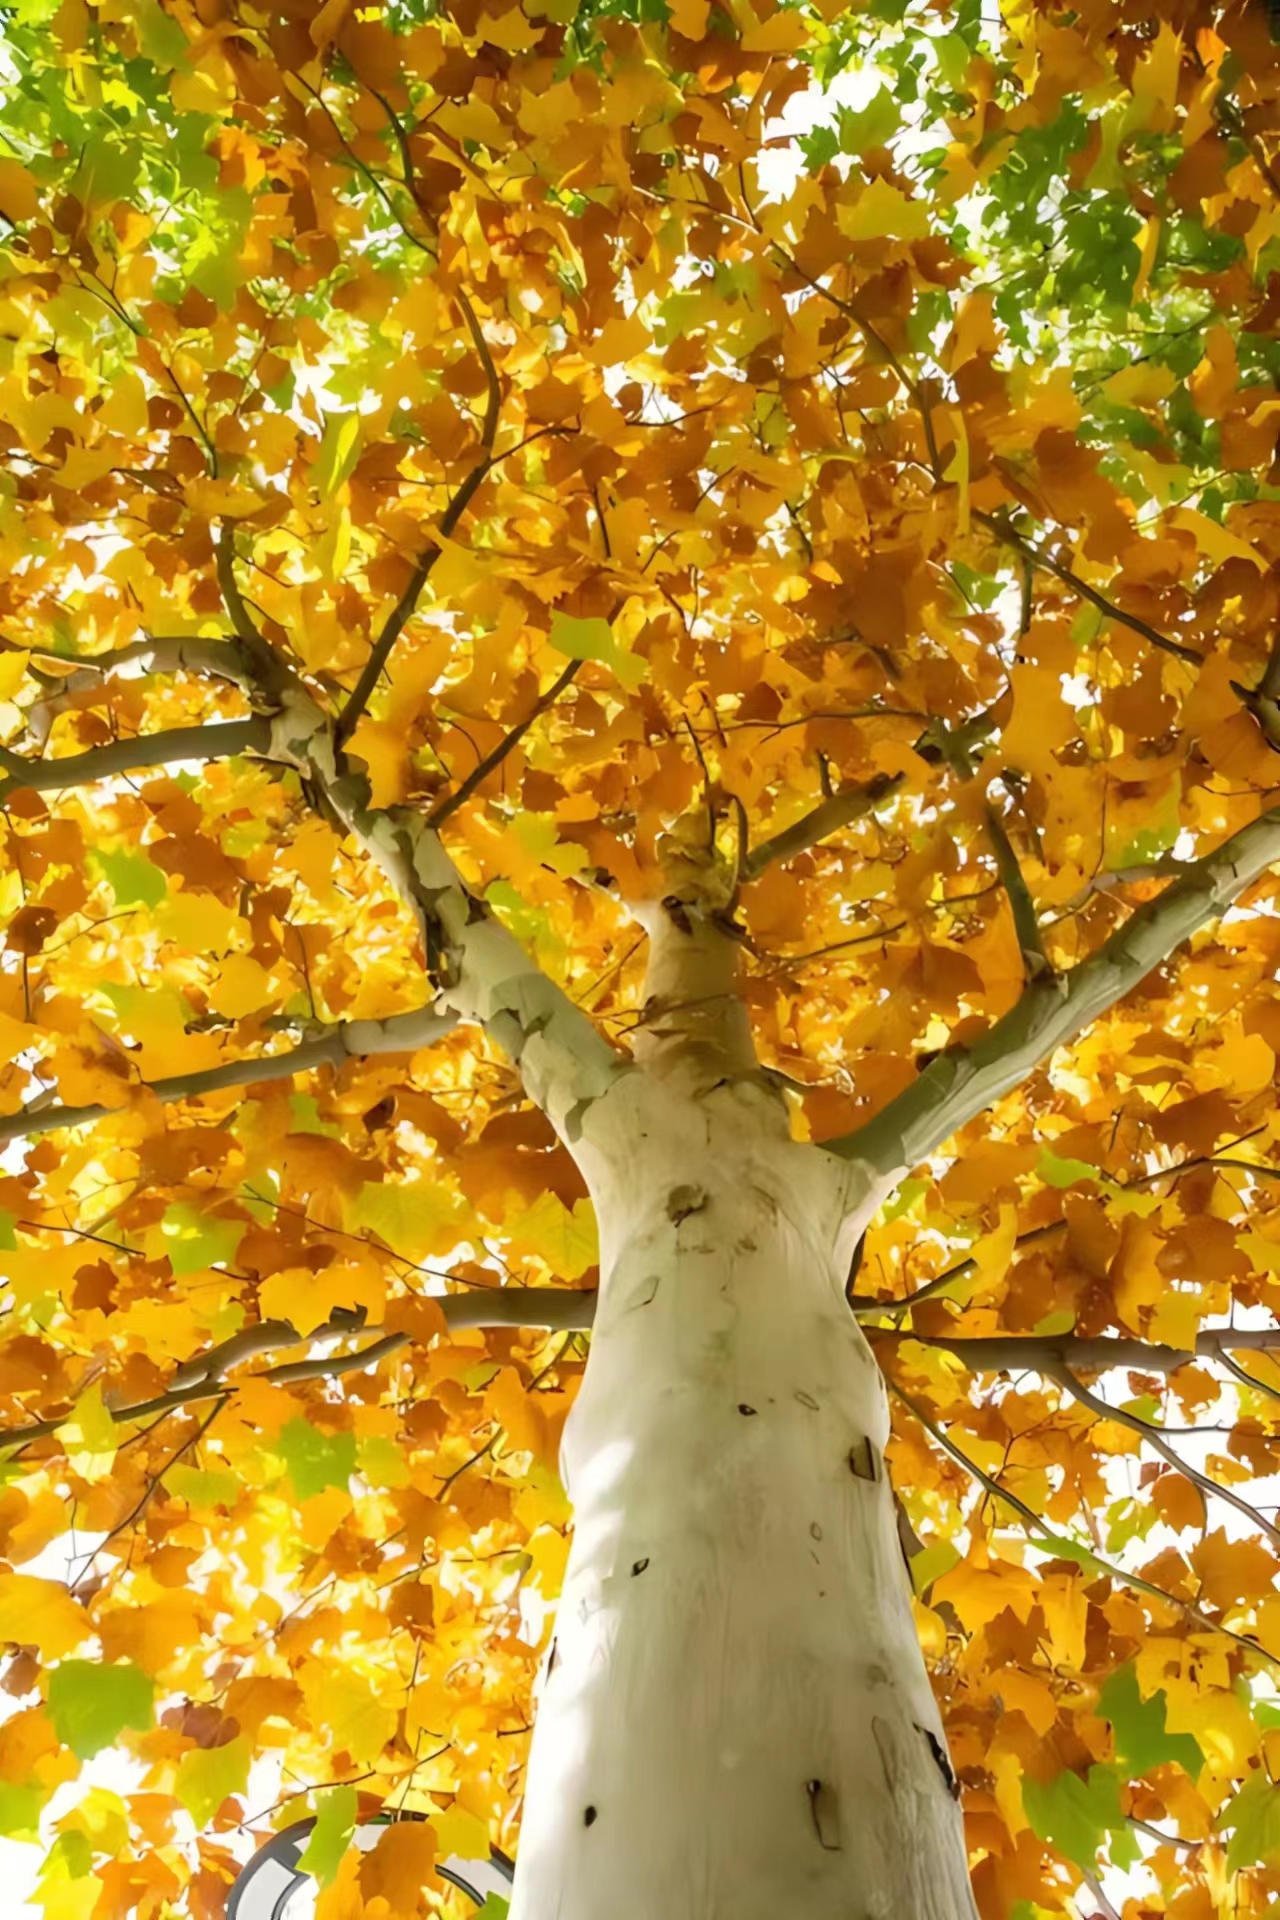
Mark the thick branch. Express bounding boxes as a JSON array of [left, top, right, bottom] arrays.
[[24, 637, 252, 745], [741, 771, 902, 881], [0, 1287, 595, 1447], [0, 716, 272, 804], [0, 1006, 457, 1147], [871, 1324, 1280, 1375], [826, 803, 1280, 1201], [268, 689, 626, 1134]]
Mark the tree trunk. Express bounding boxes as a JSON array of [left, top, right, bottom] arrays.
[[509, 886, 978, 1920]]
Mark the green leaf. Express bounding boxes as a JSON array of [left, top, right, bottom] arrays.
[[160, 1203, 244, 1277], [0, 1210, 15, 1251], [879, 1177, 928, 1225], [1037, 1148, 1099, 1190], [183, 185, 253, 309], [0, 1783, 45, 1838], [39, 1831, 93, 1882], [909, 1539, 960, 1595], [547, 611, 646, 690], [1098, 1663, 1204, 1778], [356, 1434, 410, 1490], [1218, 1770, 1280, 1873], [165, 1464, 243, 1510], [176, 1734, 252, 1828], [1022, 1764, 1123, 1870], [299, 1784, 358, 1888], [506, 1190, 598, 1280], [47, 1661, 155, 1760], [90, 847, 167, 909], [836, 86, 900, 155], [476, 1900, 510, 1920], [277, 1419, 356, 1502], [313, 411, 362, 498]]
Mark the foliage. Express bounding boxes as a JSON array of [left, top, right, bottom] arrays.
[[0, 0, 1277, 1914]]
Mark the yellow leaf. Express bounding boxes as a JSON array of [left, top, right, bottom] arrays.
[[208, 953, 273, 1020], [506, 1191, 598, 1280], [942, 407, 970, 535], [1129, 22, 1182, 133], [999, 665, 1077, 776], [299, 1663, 397, 1764], [56, 1385, 118, 1480], [837, 179, 931, 242], [259, 1262, 385, 1339], [0, 650, 30, 702], [1170, 507, 1266, 571], [667, 0, 709, 32], [0, 1574, 90, 1660], [309, 0, 353, 48], [741, 10, 807, 49], [0, 159, 40, 225]]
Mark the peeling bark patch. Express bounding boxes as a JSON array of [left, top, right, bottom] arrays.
[[547, 1638, 561, 1676], [666, 1183, 708, 1226], [583, 1806, 598, 1828], [806, 1779, 842, 1851], [920, 1726, 961, 1801], [848, 1436, 882, 1482], [737, 1403, 757, 1416], [631, 1557, 649, 1576]]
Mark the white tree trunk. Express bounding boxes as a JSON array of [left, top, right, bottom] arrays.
[[509, 1071, 978, 1920]]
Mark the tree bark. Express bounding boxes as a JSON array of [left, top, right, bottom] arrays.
[[510, 889, 978, 1919]]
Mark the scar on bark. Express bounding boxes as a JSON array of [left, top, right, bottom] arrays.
[[806, 1778, 842, 1851], [666, 1183, 708, 1225], [920, 1726, 961, 1800]]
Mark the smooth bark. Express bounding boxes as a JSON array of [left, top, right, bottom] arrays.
[[510, 881, 978, 1920]]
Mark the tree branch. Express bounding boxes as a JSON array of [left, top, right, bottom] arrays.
[[0, 1005, 457, 1147], [1048, 1363, 1280, 1549], [741, 772, 903, 881], [214, 522, 292, 694], [973, 510, 1203, 665], [426, 657, 581, 830], [825, 803, 1280, 1205], [269, 692, 627, 1136], [985, 803, 1050, 980], [871, 1324, 1280, 1375], [0, 1287, 596, 1448], [334, 289, 502, 748], [889, 1382, 1276, 1665], [23, 637, 253, 746], [0, 716, 272, 804]]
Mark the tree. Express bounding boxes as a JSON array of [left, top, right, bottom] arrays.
[[0, 0, 1279, 1914]]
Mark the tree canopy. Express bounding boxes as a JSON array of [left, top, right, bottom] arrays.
[[1, 0, 1280, 1913]]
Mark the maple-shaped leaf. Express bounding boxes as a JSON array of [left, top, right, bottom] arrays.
[[47, 1661, 155, 1759], [0, 1575, 89, 1661], [176, 1734, 252, 1828], [277, 1419, 356, 1502], [547, 612, 646, 690], [1097, 1663, 1204, 1779], [1218, 1770, 1280, 1873], [299, 1784, 358, 1888], [1022, 1764, 1125, 1870]]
